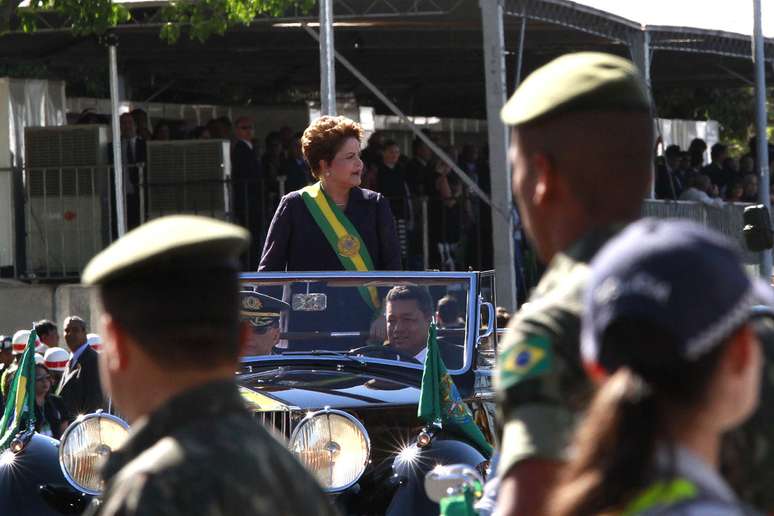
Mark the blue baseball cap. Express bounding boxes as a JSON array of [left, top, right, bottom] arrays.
[[582, 218, 774, 370]]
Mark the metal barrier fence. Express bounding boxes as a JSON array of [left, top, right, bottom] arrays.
[[642, 199, 758, 271], [20, 165, 112, 280], [18, 173, 757, 280]]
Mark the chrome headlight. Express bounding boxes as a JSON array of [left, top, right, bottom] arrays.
[[59, 412, 130, 495], [289, 409, 370, 492]]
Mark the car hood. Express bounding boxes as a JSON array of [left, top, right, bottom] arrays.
[[237, 366, 422, 411]]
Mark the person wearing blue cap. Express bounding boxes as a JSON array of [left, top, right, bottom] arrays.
[[548, 218, 774, 516]]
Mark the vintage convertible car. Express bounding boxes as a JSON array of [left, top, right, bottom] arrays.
[[237, 270, 499, 515], [0, 270, 500, 515]]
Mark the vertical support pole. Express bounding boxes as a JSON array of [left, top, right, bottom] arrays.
[[753, 0, 772, 278], [630, 29, 656, 199], [108, 37, 126, 237], [514, 13, 527, 87], [480, 0, 517, 312], [319, 0, 337, 116]]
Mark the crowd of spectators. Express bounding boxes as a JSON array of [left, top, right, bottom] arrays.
[[656, 137, 774, 207], [74, 108, 502, 271], [0, 317, 105, 439]]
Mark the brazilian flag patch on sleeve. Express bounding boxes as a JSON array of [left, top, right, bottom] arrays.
[[498, 334, 553, 388]]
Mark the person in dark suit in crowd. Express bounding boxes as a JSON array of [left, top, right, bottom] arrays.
[[702, 143, 730, 190], [56, 316, 104, 416], [259, 116, 400, 272], [130, 108, 152, 141], [231, 116, 263, 270], [279, 135, 312, 193], [655, 144, 683, 200], [405, 137, 434, 197], [110, 113, 147, 235]]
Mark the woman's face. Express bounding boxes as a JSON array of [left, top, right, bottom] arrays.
[[383, 145, 401, 167], [35, 365, 51, 400], [323, 137, 363, 189]]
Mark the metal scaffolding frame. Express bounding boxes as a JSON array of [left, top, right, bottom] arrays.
[[500, 0, 773, 278]]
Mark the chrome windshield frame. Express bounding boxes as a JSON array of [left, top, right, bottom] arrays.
[[238, 270, 479, 375]]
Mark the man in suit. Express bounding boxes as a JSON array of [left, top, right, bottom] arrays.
[[384, 285, 463, 370], [231, 116, 263, 269], [109, 113, 147, 238], [57, 316, 104, 415]]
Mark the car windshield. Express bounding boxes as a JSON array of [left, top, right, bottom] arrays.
[[239, 273, 473, 371]]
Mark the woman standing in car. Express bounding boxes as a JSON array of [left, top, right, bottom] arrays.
[[258, 115, 401, 272]]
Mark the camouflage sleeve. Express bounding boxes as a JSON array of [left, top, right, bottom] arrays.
[[494, 305, 587, 477], [92, 472, 177, 516]]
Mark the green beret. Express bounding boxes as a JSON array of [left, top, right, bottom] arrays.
[[82, 215, 250, 285], [501, 52, 651, 126]]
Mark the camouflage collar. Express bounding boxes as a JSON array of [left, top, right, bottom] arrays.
[[562, 224, 626, 264], [102, 379, 245, 481]]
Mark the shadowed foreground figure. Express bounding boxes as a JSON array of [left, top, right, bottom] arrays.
[[81, 215, 339, 516], [493, 52, 654, 515]]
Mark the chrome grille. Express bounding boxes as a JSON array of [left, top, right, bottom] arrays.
[[253, 410, 296, 441]]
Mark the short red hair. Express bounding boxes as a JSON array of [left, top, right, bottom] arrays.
[[302, 116, 364, 179]]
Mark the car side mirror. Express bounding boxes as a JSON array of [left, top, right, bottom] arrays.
[[743, 204, 774, 252], [424, 464, 484, 504]]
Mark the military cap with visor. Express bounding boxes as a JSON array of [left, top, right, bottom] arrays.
[[582, 218, 774, 374], [500, 52, 651, 126], [240, 291, 290, 329]]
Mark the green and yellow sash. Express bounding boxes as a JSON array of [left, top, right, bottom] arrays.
[[301, 182, 380, 311]]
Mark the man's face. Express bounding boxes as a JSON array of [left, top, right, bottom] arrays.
[[242, 325, 279, 356], [235, 119, 254, 142], [119, 114, 136, 139], [386, 299, 431, 356], [64, 319, 87, 351], [510, 129, 540, 254], [40, 329, 59, 347]]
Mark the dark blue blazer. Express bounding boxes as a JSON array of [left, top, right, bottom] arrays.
[[258, 186, 401, 271]]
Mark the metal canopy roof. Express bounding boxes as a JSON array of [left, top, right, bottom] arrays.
[[0, 0, 769, 118]]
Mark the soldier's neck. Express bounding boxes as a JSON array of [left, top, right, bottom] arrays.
[[119, 362, 235, 424]]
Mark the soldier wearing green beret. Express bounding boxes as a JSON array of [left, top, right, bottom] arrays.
[[493, 52, 654, 515], [81, 215, 339, 516]]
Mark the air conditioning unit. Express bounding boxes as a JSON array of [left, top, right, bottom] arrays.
[[146, 140, 231, 221], [24, 125, 111, 277]]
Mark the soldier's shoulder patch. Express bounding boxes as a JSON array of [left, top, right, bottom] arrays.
[[498, 334, 553, 388]]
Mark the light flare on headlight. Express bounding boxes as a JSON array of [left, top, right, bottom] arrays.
[[289, 409, 370, 492]]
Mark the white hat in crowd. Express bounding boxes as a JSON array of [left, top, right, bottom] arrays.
[[12, 330, 40, 355], [35, 341, 49, 355], [44, 347, 70, 372], [34, 353, 45, 366], [87, 333, 102, 352]]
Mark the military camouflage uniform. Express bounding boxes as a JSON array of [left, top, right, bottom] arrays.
[[495, 227, 616, 475], [88, 379, 339, 516]]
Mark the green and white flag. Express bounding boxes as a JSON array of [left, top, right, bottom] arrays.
[[0, 329, 37, 451], [418, 323, 493, 458]]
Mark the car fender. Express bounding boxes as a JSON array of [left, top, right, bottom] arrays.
[[386, 436, 486, 516]]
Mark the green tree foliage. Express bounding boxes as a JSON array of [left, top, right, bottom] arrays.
[[0, 0, 313, 41], [159, 0, 315, 43], [654, 86, 773, 155]]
